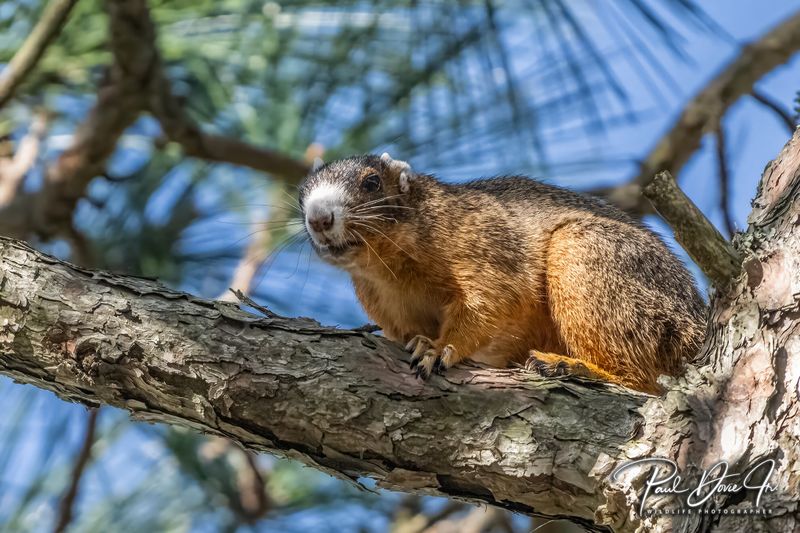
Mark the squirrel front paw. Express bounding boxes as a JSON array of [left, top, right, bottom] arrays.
[[405, 335, 457, 379]]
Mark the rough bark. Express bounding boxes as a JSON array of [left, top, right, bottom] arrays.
[[593, 129, 800, 532], [643, 171, 741, 288], [0, 236, 647, 531]]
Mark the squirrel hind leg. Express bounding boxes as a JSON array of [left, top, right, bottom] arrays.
[[544, 220, 684, 394], [524, 351, 661, 394]]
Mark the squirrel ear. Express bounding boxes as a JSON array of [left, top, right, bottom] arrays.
[[380, 152, 416, 193], [311, 157, 324, 172]]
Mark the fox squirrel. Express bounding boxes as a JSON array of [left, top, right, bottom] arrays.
[[299, 153, 706, 394]]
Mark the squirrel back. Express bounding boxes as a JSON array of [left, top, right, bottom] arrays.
[[299, 154, 706, 393]]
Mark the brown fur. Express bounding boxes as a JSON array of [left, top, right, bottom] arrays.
[[299, 155, 707, 394]]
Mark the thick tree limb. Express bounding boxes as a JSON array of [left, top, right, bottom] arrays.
[[597, 10, 800, 215], [0, 235, 647, 531], [643, 171, 741, 287], [0, 0, 79, 110], [601, 128, 800, 533]]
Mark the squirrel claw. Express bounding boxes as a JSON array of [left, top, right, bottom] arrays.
[[413, 350, 439, 380], [525, 352, 571, 377], [406, 337, 457, 379]]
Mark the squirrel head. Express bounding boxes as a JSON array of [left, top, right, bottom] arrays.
[[299, 154, 415, 267]]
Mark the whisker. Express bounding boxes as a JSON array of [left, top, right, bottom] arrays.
[[216, 203, 302, 212], [351, 221, 415, 261], [212, 219, 304, 227], [278, 199, 302, 215], [350, 193, 406, 210], [350, 214, 397, 223], [298, 240, 313, 296], [351, 204, 416, 213], [351, 227, 397, 279], [347, 229, 370, 268], [281, 189, 303, 210], [251, 230, 309, 288]]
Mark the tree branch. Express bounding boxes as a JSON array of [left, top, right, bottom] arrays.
[[0, 0, 152, 240], [0, 235, 647, 531], [127, 1, 309, 181], [643, 171, 741, 287], [597, 10, 800, 214], [53, 407, 99, 533], [714, 124, 737, 237], [751, 90, 797, 133], [156, 129, 309, 184], [0, 0, 79, 110], [0, 0, 309, 242], [0, 112, 48, 207]]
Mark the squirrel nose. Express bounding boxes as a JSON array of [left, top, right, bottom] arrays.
[[308, 211, 334, 233]]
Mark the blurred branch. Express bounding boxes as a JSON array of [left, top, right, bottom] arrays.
[[0, 0, 308, 242], [0, 0, 79, 110], [131, 2, 308, 181], [53, 408, 99, 533], [422, 507, 509, 533], [236, 448, 271, 523], [643, 171, 740, 287], [714, 124, 736, 237], [219, 146, 314, 301], [218, 222, 274, 302], [751, 90, 797, 133], [193, 435, 272, 524], [0, 0, 151, 240], [596, 10, 800, 214], [392, 499, 466, 533], [0, 112, 48, 207], [157, 130, 309, 184]]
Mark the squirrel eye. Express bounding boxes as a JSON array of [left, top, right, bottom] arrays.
[[361, 174, 381, 193]]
